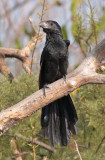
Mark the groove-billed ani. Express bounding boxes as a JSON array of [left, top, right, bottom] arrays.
[[39, 20, 78, 146]]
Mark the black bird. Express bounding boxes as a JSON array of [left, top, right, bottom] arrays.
[[39, 20, 78, 146]]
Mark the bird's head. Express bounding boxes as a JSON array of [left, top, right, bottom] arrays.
[[39, 20, 62, 35]]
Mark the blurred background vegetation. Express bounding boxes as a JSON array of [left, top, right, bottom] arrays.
[[0, 0, 105, 159]]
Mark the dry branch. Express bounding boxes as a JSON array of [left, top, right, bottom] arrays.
[[0, 35, 43, 75], [10, 139, 23, 160], [74, 140, 82, 160], [15, 133, 56, 152], [0, 38, 105, 136], [0, 19, 44, 78], [3, 133, 56, 152], [96, 136, 105, 153]]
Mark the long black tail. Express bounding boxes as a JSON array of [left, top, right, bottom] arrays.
[[41, 95, 78, 146]]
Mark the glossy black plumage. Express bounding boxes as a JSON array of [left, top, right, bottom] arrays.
[[39, 20, 78, 146]]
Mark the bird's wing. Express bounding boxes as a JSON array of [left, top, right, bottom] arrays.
[[39, 51, 45, 89]]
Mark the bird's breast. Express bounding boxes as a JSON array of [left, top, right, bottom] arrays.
[[46, 40, 68, 59]]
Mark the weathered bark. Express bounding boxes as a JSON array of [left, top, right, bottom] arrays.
[[0, 34, 44, 76], [0, 39, 105, 136]]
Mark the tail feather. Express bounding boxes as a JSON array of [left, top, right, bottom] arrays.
[[57, 98, 70, 146], [48, 103, 56, 145], [59, 103, 70, 146], [70, 122, 78, 135], [41, 95, 78, 146], [41, 105, 49, 138], [62, 95, 78, 123], [48, 102, 61, 145], [54, 102, 62, 145]]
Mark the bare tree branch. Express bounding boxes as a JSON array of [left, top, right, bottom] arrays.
[[0, 0, 30, 18], [12, 152, 29, 159], [74, 140, 83, 160], [0, 34, 44, 76], [0, 38, 105, 136], [96, 136, 105, 153], [30, 0, 46, 73], [3, 133, 57, 152], [15, 133, 57, 152], [0, 17, 44, 79]]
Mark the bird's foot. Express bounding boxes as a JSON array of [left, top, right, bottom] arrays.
[[43, 84, 49, 97]]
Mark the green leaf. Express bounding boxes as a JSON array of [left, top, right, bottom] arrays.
[[62, 25, 68, 39]]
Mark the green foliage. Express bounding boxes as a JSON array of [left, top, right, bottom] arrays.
[[71, 0, 84, 15], [15, 38, 22, 49], [73, 84, 105, 160], [0, 73, 38, 109], [96, 7, 105, 33], [71, 14, 86, 43], [71, 0, 102, 52], [0, 73, 40, 160], [62, 25, 68, 39], [23, 26, 35, 39]]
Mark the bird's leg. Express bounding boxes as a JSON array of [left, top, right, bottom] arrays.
[[43, 84, 49, 97], [63, 74, 66, 83]]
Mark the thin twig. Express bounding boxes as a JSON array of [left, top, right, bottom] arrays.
[[1, 1, 16, 32], [95, 136, 105, 153], [78, 144, 88, 149], [79, 41, 86, 57], [3, 134, 57, 153], [0, 0, 30, 17], [40, 0, 46, 22], [85, 33, 93, 45], [30, 0, 46, 74], [32, 129, 35, 160], [12, 152, 29, 158], [29, 17, 37, 33], [74, 140, 83, 160], [88, 0, 98, 45]]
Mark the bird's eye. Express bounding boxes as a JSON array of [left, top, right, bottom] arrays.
[[50, 23, 53, 26]]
